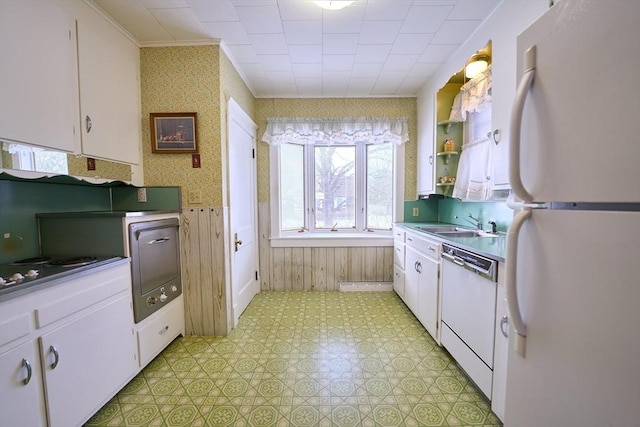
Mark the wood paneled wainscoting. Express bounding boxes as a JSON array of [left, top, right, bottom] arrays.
[[258, 204, 394, 291], [181, 208, 229, 336]]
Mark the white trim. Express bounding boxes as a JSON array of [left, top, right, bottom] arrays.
[[139, 39, 220, 48], [270, 234, 393, 248], [394, 143, 405, 222]]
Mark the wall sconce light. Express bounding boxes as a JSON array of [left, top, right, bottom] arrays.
[[313, 1, 354, 10], [465, 54, 490, 79]]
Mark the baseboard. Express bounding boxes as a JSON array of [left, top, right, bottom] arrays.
[[338, 282, 393, 292]]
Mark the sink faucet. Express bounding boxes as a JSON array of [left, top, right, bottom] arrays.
[[463, 213, 483, 230]]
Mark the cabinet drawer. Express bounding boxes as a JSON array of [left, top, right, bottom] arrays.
[[0, 314, 30, 348], [34, 266, 130, 329], [393, 264, 405, 299], [405, 232, 441, 261], [393, 242, 405, 269], [137, 296, 184, 367], [393, 227, 406, 242]]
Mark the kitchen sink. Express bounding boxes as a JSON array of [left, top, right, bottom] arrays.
[[434, 230, 481, 238], [417, 226, 468, 233]]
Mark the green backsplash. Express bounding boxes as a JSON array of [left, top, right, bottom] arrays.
[[403, 199, 439, 222], [0, 175, 182, 263], [0, 180, 112, 263], [403, 197, 513, 232]]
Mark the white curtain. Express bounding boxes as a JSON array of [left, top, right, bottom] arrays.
[[452, 138, 493, 201], [448, 65, 492, 122], [451, 66, 493, 200], [261, 117, 409, 146]]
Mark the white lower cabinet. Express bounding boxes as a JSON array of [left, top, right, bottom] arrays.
[[0, 261, 137, 427], [403, 229, 441, 342], [0, 340, 45, 427], [136, 295, 185, 368], [40, 294, 136, 427]]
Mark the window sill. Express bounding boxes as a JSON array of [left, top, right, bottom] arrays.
[[270, 233, 393, 248]]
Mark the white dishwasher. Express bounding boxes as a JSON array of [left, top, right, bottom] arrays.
[[440, 243, 498, 399]]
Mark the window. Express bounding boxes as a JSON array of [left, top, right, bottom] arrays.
[[264, 117, 407, 244], [2, 142, 68, 174]]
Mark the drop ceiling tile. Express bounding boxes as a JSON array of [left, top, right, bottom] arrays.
[[140, 0, 188, 8], [448, 0, 499, 20], [202, 22, 251, 44], [323, 55, 355, 71], [397, 77, 425, 94], [283, 20, 322, 45], [278, 0, 323, 20], [431, 19, 482, 44], [292, 63, 322, 78], [296, 78, 323, 94], [230, 0, 277, 6], [407, 61, 443, 78], [322, 4, 366, 34], [323, 34, 360, 54], [382, 54, 420, 72], [187, 0, 238, 22], [354, 44, 392, 63], [358, 21, 403, 45], [248, 33, 288, 54], [351, 62, 384, 78], [372, 73, 405, 94], [148, 8, 209, 40], [363, 0, 413, 21], [288, 45, 322, 63], [235, 5, 283, 33], [418, 44, 458, 62], [227, 45, 259, 63], [257, 54, 292, 71], [391, 33, 433, 54], [94, 0, 175, 42], [347, 78, 377, 94], [322, 73, 350, 95], [400, 5, 452, 33]]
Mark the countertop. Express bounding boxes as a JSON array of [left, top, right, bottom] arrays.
[[36, 210, 180, 218], [395, 222, 506, 261]]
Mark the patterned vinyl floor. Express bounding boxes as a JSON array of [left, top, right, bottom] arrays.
[[86, 291, 502, 426]]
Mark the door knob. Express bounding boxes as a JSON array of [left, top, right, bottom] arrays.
[[234, 233, 243, 252]]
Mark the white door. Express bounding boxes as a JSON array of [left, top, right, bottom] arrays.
[[227, 99, 259, 327]]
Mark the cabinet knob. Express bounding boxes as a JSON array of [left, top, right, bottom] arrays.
[[85, 115, 93, 133], [500, 315, 509, 337], [429, 155, 433, 165]]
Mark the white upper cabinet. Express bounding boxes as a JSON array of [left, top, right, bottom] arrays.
[[0, 1, 141, 166], [416, 93, 436, 196], [75, 3, 141, 165], [0, 1, 79, 153]]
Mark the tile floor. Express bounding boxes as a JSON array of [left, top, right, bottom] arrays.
[[86, 291, 502, 426]]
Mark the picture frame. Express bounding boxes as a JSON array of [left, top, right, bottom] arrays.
[[150, 112, 198, 154]]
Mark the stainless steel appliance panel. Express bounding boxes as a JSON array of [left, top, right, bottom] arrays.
[[129, 219, 181, 323]]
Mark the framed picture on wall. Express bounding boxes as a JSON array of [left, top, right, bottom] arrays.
[[150, 112, 198, 153]]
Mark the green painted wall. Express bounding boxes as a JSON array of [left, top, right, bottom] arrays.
[[402, 198, 512, 232]]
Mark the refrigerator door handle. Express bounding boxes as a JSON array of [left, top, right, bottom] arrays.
[[506, 208, 532, 357], [509, 45, 536, 203]]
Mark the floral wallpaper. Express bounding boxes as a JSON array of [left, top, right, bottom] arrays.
[[140, 45, 222, 207], [254, 98, 417, 203], [67, 155, 131, 182]]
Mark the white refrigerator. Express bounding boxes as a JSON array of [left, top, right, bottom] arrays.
[[504, 1, 640, 426]]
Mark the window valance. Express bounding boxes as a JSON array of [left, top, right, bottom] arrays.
[[261, 117, 409, 146]]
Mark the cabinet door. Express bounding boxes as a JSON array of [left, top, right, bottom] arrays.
[[491, 264, 507, 422], [40, 294, 136, 427], [0, 341, 45, 427], [0, 0, 79, 152], [416, 256, 439, 341], [76, 5, 140, 165], [416, 94, 436, 195], [404, 246, 420, 314], [393, 264, 405, 299]]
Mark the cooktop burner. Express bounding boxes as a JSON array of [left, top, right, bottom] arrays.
[[10, 256, 52, 265], [46, 256, 99, 268]]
